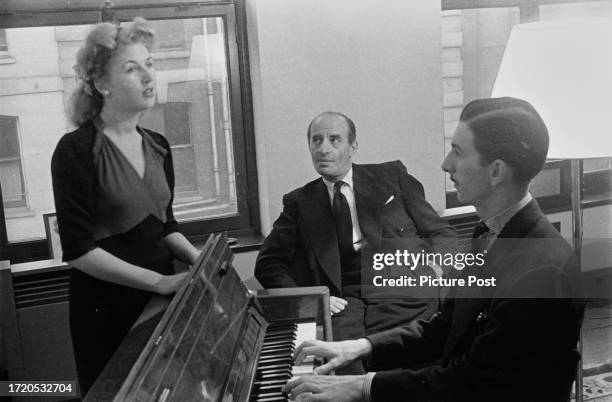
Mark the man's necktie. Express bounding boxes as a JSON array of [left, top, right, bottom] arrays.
[[471, 221, 490, 254], [332, 181, 354, 256]]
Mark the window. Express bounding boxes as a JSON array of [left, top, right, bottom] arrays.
[[0, 2, 257, 251], [441, 0, 612, 208], [141, 17, 239, 224], [0, 116, 26, 208], [0, 29, 8, 53]]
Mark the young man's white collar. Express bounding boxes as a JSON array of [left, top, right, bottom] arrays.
[[480, 192, 533, 250]]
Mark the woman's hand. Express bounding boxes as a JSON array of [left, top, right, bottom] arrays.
[[164, 233, 201, 266], [154, 272, 189, 295]]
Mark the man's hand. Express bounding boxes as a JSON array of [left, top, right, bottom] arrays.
[[294, 339, 372, 375], [330, 296, 348, 315], [283, 374, 366, 402]]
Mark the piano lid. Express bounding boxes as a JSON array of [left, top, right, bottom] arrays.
[[86, 233, 266, 402]]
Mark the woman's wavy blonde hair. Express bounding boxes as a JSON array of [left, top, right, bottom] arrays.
[[69, 17, 155, 126]]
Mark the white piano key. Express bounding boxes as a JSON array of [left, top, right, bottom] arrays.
[[291, 322, 316, 376]]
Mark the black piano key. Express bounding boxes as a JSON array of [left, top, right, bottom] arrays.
[[250, 322, 302, 402], [257, 359, 293, 367], [257, 365, 292, 372], [259, 354, 292, 362], [252, 396, 286, 402], [267, 324, 297, 330], [257, 356, 293, 365], [263, 334, 296, 342], [256, 372, 291, 380], [256, 368, 292, 377], [262, 342, 292, 348], [254, 391, 286, 399], [261, 345, 294, 353], [264, 329, 297, 337], [256, 363, 293, 371], [253, 379, 287, 387], [261, 340, 295, 348], [253, 385, 284, 394], [260, 348, 293, 356]]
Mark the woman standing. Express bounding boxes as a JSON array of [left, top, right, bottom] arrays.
[[51, 18, 200, 395]]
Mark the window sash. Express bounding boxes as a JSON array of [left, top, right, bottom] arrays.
[[0, 1, 259, 250], [441, 0, 612, 209]]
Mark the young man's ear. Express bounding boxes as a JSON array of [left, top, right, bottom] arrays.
[[489, 159, 508, 186]]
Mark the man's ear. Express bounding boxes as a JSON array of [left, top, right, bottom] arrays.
[[350, 140, 358, 157], [489, 159, 508, 186]]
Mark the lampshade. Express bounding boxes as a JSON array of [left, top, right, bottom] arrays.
[[491, 18, 612, 159]]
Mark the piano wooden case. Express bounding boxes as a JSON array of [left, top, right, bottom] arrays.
[[86, 234, 332, 402]]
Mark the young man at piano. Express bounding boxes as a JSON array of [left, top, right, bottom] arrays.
[[284, 98, 584, 401], [255, 111, 456, 374]]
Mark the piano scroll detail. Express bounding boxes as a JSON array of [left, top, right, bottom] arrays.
[[86, 234, 332, 401]]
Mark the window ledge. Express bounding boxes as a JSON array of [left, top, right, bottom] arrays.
[[4, 207, 35, 219], [229, 233, 265, 253], [191, 231, 264, 254], [0, 56, 16, 64]]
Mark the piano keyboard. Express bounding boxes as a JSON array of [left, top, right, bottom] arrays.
[[250, 322, 316, 401]]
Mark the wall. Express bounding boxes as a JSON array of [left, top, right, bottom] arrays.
[[246, 0, 446, 234], [548, 204, 612, 273]]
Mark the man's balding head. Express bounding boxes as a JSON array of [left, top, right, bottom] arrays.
[[307, 111, 358, 182], [307, 111, 356, 144]]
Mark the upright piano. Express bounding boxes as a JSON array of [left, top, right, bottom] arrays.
[[86, 234, 332, 401]]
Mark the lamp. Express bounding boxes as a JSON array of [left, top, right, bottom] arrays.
[[492, 17, 612, 402]]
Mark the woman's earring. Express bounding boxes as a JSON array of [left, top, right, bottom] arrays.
[[101, 89, 110, 97]]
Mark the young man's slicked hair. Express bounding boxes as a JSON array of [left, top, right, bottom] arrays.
[[460, 97, 549, 183]]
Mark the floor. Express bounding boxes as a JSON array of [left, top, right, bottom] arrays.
[[573, 300, 612, 401]]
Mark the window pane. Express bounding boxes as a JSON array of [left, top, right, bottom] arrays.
[[0, 24, 86, 241], [539, 2, 612, 175], [0, 116, 19, 158], [540, 1, 612, 20], [0, 160, 25, 206], [1, 17, 238, 242], [441, 3, 612, 201], [141, 17, 238, 222], [0, 116, 26, 208], [441, 8, 520, 193], [0, 29, 7, 53]]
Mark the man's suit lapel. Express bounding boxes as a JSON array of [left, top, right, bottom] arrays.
[[443, 200, 544, 358], [353, 164, 389, 250], [299, 179, 343, 291]]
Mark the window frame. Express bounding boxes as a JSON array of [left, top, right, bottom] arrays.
[[0, 0, 259, 262], [0, 116, 27, 209], [0, 28, 8, 53], [442, 0, 612, 211]]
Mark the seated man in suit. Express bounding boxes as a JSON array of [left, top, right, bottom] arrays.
[[285, 98, 584, 401], [255, 111, 456, 373]]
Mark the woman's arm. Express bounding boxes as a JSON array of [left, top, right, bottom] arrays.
[[164, 232, 201, 266], [70, 247, 187, 295]]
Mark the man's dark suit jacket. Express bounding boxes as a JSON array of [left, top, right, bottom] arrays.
[[255, 161, 456, 296], [366, 200, 585, 401]]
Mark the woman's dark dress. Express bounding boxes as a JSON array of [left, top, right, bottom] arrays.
[[51, 119, 178, 395]]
